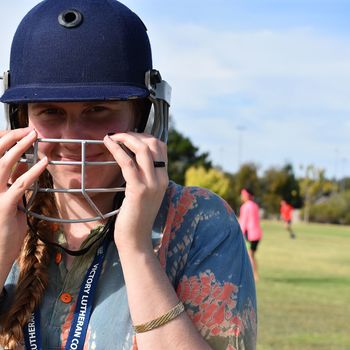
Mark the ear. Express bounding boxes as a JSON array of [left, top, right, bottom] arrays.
[[130, 98, 151, 133], [10, 104, 29, 129]]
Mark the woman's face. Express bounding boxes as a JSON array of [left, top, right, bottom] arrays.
[[28, 101, 136, 191], [240, 189, 250, 203]]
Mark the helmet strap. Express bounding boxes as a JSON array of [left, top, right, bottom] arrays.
[[25, 191, 124, 256]]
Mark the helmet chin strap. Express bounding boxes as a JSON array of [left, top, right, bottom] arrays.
[[25, 190, 124, 256]]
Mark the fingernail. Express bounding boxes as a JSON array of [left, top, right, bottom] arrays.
[[105, 134, 113, 142]]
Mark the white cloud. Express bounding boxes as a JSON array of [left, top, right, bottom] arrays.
[[147, 23, 350, 175], [150, 24, 350, 111]]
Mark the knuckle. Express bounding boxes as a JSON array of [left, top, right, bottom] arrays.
[[13, 177, 27, 191], [148, 137, 159, 149], [123, 157, 135, 168], [0, 158, 9, 173], [138, 143, 149, 155]]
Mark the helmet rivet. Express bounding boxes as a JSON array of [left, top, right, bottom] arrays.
[[58, 10, 83, 28], [150, 70, 162, 84]]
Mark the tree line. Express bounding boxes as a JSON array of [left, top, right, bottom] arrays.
[[167, 125, 350, 224]]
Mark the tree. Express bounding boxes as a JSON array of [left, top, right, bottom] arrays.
[[234, 163, 260, 193], [337, 177, 350, 192], [185, 166, 230, 199], [167, 126, 212, 185], [299, 165, 338, 222], [215, 163, 262, 213], [261, 163, 302, 215]]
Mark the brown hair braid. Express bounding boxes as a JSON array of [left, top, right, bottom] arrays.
[[0, 106, 57, 349], [0, 171, 57, 349]]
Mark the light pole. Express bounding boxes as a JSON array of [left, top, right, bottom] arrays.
[[341, 157, 347, 192], [334, 147, 339, 180], [236, 125, 245, 170]]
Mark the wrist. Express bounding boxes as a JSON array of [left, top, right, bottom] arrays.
[[116, 239, 155, 257], [114, 228, 154, 255]]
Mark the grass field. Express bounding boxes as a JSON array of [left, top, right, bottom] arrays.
[[256, 220, 350, 350]]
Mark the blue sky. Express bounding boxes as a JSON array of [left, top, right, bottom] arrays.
[[1, 1, 350, 178]]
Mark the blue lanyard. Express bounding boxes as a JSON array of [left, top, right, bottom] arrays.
[[23, 310, 42, 350], [23, 239, 109, 350]]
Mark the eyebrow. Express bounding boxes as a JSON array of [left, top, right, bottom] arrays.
[[28, 103, 60, 112]]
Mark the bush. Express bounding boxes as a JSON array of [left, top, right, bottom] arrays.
[[306, 191, 350, 224]]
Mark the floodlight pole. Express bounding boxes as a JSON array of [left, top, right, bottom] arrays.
[[236, 125, 245, 170]]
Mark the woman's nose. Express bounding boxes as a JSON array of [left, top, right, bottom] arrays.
[[61, 117, 90, 140]]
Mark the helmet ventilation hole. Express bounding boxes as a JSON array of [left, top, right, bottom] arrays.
[[58, 10, 83, 28]]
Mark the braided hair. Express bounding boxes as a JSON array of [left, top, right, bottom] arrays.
[[0, 172, 56, 349], [0, 107, 56, 349]]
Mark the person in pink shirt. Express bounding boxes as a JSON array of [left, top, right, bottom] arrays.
[[239, 188, 263, 281]]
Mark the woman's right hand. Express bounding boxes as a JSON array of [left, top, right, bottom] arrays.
[[0, 128, 48, 268]]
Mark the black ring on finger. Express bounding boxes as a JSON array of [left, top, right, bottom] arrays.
[[153, 161, 166, 168]]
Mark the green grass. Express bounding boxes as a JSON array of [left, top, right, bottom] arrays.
[[256, 220, 350, 350]]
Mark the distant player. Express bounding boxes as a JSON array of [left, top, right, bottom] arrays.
[[280, 200, 296, 239], [239, 188, 263, 282]]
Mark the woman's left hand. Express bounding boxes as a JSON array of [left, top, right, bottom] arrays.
[[103, 132, 168, 252]]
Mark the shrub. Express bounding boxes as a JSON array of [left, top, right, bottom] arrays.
[[306, 191, 350, 224]]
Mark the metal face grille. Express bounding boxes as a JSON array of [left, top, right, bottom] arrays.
[[19, 138, 125, 223]]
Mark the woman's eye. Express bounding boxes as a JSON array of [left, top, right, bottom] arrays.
[[84, 106, 119, 121], [89, 106, 108, 113], [41, 108, 63, 116]]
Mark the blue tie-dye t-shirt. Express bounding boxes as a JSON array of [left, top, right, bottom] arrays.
[[1, 181, 257, 350]]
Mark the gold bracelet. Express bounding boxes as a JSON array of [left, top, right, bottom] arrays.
[[133, 301, 185, 333]]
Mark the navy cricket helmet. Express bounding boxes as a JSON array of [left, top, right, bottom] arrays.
[[1, 0, 171, 141]]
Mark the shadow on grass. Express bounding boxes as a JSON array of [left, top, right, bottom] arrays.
[[265, 276, 350, 285]]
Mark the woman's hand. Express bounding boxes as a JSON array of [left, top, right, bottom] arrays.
[[104, 132, 211, 350], [104, 132, 168, 252], [0, 128, 48, 267]]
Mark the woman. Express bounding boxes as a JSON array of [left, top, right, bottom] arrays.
[[239, 189, 263, 282], [0, 1, 256, 349]]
